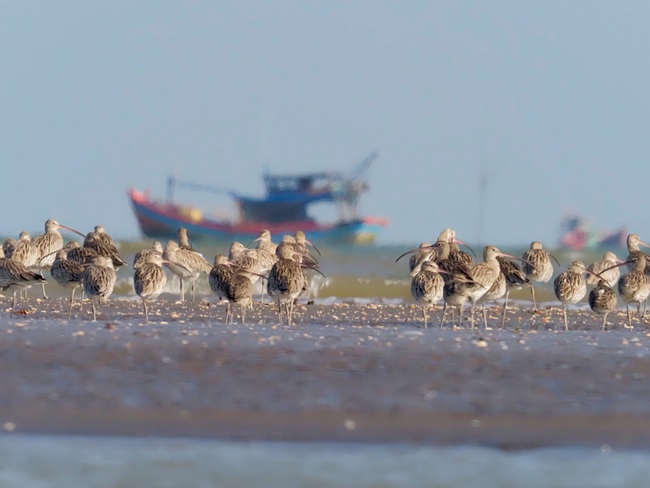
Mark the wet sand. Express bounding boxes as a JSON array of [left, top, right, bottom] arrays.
[[1, 296, 650, 449]]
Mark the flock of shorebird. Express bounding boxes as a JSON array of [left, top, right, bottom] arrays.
[[1, 221, 649, 330], [397, 228, 650, 330], [0, 221, 323, 325]]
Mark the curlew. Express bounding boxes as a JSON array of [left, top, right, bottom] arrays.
[[50, 248, 85, 318], [267, 245, 324, 326], [497, 257, 531, 327], [81, 255, 116, 321], [83, 231, 127, 268], [586, 252, 622, 288], [406, 243, 433, 275], [410, 260, 446, 328], [163, 240, 212, 301], [32, 219, 85, 298], [251, 229, 277, 254], [228, 241, 278, 303], [133, 241, 164, 269], [2, 238, 17, 259], [9, 232, 39, 268], [625, 234, 650, 273], [477, 268, 506, 329], [133, 252, 169, 322], [553, 260, 588, 331], [441, 245, 520, 328], [84, 225, 117, 248], [224, 272, 254, 324], [177, 228, 194, 251], [66, 241, 100, 264], [294, 230, 321, 257], [617, 254, 650, 329], [209, 253, 236, 305], [0, 258, 46, 316], [522, 241, 559, 311], [589, 279, 618, 331]]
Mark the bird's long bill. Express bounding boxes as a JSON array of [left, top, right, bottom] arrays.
[[301, 263, 326, 278], [60, 225, 85, 237], [247, 237, 261, 247], [305, 239, 322, 256], [549, 254, 561, 267], [454, 239, 476, 257], [638, 240, 650, 249], [395, 245, 433, 263], [597, 261, 631, 277]]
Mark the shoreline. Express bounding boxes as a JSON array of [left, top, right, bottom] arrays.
[[1, 297, 649, 449]]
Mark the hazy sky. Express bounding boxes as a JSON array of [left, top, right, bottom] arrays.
[[3, 1, 649, 246]]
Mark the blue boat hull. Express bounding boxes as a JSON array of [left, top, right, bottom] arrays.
[[129, 188, 386, 245]]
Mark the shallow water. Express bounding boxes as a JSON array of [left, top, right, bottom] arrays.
[[0, 435, 648, 488]]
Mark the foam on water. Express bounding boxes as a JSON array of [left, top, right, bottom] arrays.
[[0, 435, 648, 488]]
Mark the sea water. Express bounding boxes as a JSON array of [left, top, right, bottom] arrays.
[[0, 435, 648, 488]]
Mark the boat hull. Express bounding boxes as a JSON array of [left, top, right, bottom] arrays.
[[129, 189, 386, 245]]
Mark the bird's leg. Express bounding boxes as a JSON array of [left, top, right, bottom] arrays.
[[482, 305, 488, 329], [40, 281, 48, 299], [67, 289, 75, 320], [626, 305, 633, 329], [440, 303, 447, 328], [421, 306, 428, 328], [226, 302, 232, 324], [241, 304, 246, 325], [501, 291, 510, 328], [10, 291, 17, 318], [191, 280, 196, 302], [530, 286, 538, 312], [143, 299, 149, 323], [179, 278, 185, 302], [91, 301, 97, 322], [601, 312, 608, 331], [563, 305, 568, 331]]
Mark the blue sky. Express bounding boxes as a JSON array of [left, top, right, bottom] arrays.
[[2, 1, 648, 246]]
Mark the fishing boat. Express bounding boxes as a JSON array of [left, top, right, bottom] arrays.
[[128, 153, 388, 245], [559, 213, 627, 251]]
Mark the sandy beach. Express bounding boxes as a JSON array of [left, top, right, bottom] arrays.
[[1, 296, 649, 449]]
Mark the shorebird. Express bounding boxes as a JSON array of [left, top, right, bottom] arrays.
[[625, 234, 650, 273], [0, 258, 46, 316], [586, 252, 622, 288], [32, 219, 85, 298], [2, 238, 17, 259], [224, 272, 254, 324], [82, 255, 116, 321], [477, 269, 506, 329], [50, 248, 85, 318], [406, 243, 433, 275], [553, 261, 588, 331], [267, 245, 323, 326], [294, 230, 321, 257], [133, 252, 170, 322], [497, 257, 531, 327], [84, 225, 117, 248], [617, 254, 650, 329], [522, 241, 559, 311], [177, 227, 194, 251], [162, 240, 212, 301], [133, 241, 163, 269], [83, 231, 127, 268], [589, 279, 618, 331], [208, 254, 236, 304], [251, 229, 277, 254], [229, 242, 278, 302], [441, 245, 519, 328], [9, 232, 39, 268], [410, 260, 446, 328], [66, 241, 100, 264]]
